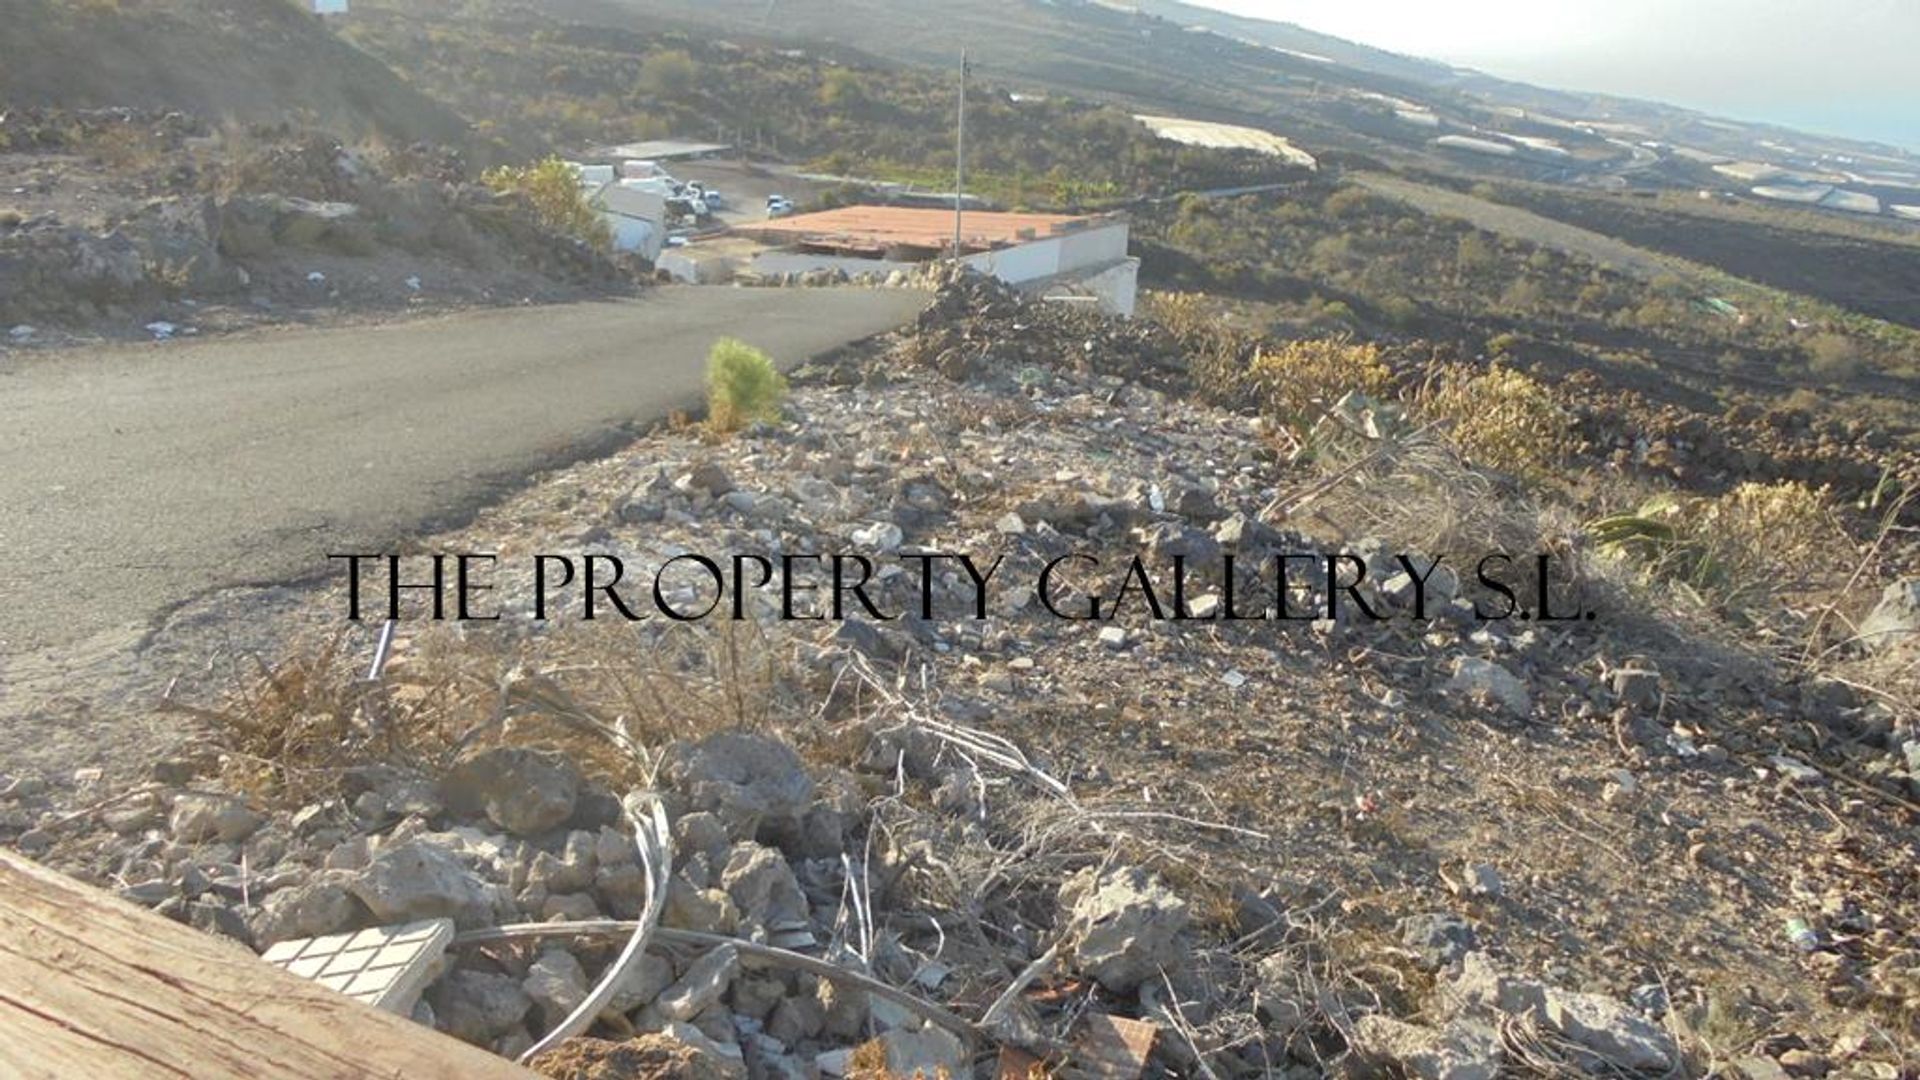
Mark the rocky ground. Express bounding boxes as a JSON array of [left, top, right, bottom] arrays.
[[0, 107, 634, 349], [3, 276, 1917, 1079]]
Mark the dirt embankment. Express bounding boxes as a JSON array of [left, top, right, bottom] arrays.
[[0, 110, 634, 345]]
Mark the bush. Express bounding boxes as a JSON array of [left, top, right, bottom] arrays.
[[1804, 333, 1860, 380], [1246, 338, 1392, 434], [706, 338, 787, 433], [481, 156, 610, 251], [819, 69, 867, 110], [1144, 291, 1261, 408], [1589, 481, 1842, 610], [1415, 364, 1575, 480], [636, 49, 699, 98]]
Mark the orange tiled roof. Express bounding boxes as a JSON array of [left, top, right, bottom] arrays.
[[743, 206, 1101, 252]]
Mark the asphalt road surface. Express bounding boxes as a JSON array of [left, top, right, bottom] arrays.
[[0, 287, 924, 660]]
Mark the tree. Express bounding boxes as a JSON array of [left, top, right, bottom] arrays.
[[636, 49, 698, 98], [818, 69, 866, 111]]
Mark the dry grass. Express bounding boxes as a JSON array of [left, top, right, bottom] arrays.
[[187, 615, 798, 806], [1587, 480, 1850, 614]]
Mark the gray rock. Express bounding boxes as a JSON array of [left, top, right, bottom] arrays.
[[1441, 953, 1546, 1017], [672, 811, 731, 862], [664, 876, 741, 935], [169, 793, 263, 844], [102, 791, 166, 834], [1353, 1015, 1502, 1080], [605, 952, 675, 1014], [596, 861, 651, 919], [1446, 657, 1531, 717], [1859, 579, 1920, 653], [730, 973, 786, 1021], [1464, 863, 1503, 899], [433, 969, 532, 1045], [658, 944, 740, 1021], [1252, 955, 1309, 1037], [119, 879, 174, 906], [873, 1026, 970, 1080], [1542, 989, 1678, 1073], [1213, 512, 1283, 554], [680, 461, 736, 497], [1058, 866, 1191, 992], [1399, 912, 1477, 971], [528, 844, 592, 895], [349, 840, 494, 927], [1610, 668, 1663, 710], [540, 892, 602, 922], [189, 899, 254, 947], [251, 872, 363, 944], [523, 948, 589, 1028], [767, 995, 825, 1045], [664, 1020, 748, 1080], [719, 843, 809, 933], [442, 748, 580, 837], [666, 734, 814, 839]]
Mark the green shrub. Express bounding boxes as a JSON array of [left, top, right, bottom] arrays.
[[706, 339, 787, 433], [481, 156, 610, 251], [636, 49, 699, 98]]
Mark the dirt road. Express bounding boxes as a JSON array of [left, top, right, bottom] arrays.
[[0, 287, 922, 667]]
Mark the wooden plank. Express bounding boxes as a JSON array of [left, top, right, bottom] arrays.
[[0, 848, 534, 1080]]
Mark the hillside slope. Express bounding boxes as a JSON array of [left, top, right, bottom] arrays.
[[0, 0, 484, 153]]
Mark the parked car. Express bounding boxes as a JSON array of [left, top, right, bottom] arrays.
[[765, 194, 794, 218], [685, 182, 724, 209]]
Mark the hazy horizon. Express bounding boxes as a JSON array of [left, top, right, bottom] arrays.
[[1190, 0, 1920, 154]]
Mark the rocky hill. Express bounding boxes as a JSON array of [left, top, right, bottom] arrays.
[[0, 0, 489, 154]]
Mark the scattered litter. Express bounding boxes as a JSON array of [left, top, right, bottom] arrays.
[[405, 274, 422, 291], [144, 320, 176, 340], [1071, 1012, 1158, 1080], [261, 917, 454, 1014], [7, 324, 33, 342], [1785, 918, 1820, 952], [307, 270, 327, 284], [1220, 669, 1247, 689], [1770, 755, 1823, 785]]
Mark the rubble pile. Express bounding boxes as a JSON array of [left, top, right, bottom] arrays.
[[4, 277, 1917, 1076], [887, 269, 1188, 391]]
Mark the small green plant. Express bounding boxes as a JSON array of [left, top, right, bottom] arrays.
[[706, 339, 787, 434]]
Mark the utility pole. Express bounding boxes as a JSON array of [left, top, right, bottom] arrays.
[[953, 48, 967, 261]]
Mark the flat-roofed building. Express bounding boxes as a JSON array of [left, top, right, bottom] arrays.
[[732, 206, 1139, 316]]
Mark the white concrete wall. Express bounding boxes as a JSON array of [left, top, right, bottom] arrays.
[[605, 215, 661, 260], [1082, 257, 1139, 318], [1055, 223, 1130, 272]]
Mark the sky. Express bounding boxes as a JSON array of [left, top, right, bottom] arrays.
[[1189, 0, 1920, 152]]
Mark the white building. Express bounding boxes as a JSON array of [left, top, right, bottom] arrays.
[[738, 207, 1139, 316], [586, 183, 668, 261]]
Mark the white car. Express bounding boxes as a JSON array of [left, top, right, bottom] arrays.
[[766, 195, 794, 218]]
